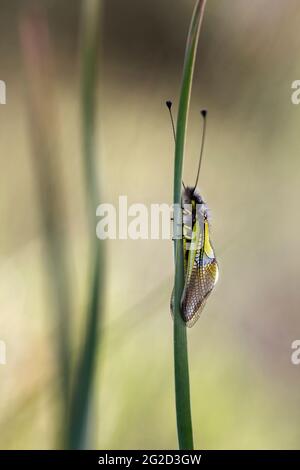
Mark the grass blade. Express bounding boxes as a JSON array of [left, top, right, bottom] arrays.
[[19, 8, 72, 429], [173, 0, 207, 450], [66, 0, 104, 449]]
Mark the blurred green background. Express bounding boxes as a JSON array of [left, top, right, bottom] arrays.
[[0, 0, 300, 449]]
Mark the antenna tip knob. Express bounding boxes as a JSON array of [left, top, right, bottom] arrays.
[[201, 109, 207, 118], [166, 100, 172, 109]]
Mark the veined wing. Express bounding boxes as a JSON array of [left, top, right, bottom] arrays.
[[181, 218, 219, 327]]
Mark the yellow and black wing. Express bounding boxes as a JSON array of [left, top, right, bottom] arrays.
[[181, 218, 219, 327]]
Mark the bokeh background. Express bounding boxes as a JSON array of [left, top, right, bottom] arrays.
[[0, 0, 300, 449]]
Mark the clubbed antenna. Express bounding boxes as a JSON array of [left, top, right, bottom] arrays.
[[166, 100, 176, 142], [193, 109, 207, 192]]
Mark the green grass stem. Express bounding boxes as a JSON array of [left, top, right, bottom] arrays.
[[173, 0, 207, 450], [19, 9, 72, 432], [66, 0, 104, 449]]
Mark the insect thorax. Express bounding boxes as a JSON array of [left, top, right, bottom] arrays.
[[182, 186, 207, 251]]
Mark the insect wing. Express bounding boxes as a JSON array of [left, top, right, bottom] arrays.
[[181, 218, 218, 327]]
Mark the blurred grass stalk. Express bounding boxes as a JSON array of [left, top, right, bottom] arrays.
[[173, 0, 207, 450], [66, 0, 104, 449], [20, 8, 72, 426]]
